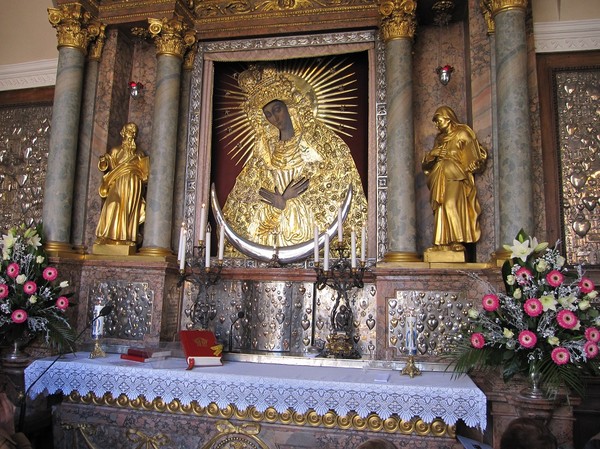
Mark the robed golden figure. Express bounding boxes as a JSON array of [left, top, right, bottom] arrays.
[[94, 122, 149, 252], [422, 106, 487, 256]]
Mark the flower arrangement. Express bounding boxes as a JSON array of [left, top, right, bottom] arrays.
[[0, 223, 75, 352], [450, 230, 600, 397]]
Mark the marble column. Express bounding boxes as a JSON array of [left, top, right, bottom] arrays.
[[378, 0, 420, 263], [71, 25, 106, 253], [171, 49, 195, 252], [43, 5, 101, 254], [491, 0, 534, 250], [140, 17, 196, 257]]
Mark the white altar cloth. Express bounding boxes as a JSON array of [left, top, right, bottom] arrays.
[[25, 353, 486, 430]]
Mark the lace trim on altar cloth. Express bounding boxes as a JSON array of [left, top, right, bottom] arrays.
[[25, 353, 486, 430]]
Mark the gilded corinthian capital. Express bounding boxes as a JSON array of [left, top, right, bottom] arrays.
[[148, 16, 197, 59], [377, 0, 417, 42], [488, 0, 528, 17], [48, 5, 103, 55]]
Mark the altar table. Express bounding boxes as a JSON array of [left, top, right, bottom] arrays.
[[25, 353, 486, 448]]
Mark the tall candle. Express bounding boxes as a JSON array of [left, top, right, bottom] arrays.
[[314, 225, 319, 263], [179, 228, 187, 271], [324, 235, 329, 271], [337, 208, 343, 243], [218, 225, 225, 261], [92, 304, 105, 338], [178, 223, 185, 262], [361, 226, 366, 263], [199, 203, 207, 241], [351, 229, 357, 268], [205, 230, 211, 268]]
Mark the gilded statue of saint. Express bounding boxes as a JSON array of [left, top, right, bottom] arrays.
[[222, 63, 367, 248], [421, 106, 487, 252], [95, 122, 149, 247]]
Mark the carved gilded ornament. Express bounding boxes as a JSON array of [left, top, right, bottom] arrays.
[[47, 5, 102, 54], [479, 0, 495, 35], [126, 429, 172, 448], [148, 16, 197, 59], [183, 45, 197, 71], [67, 391, 456, 437], [88, 23, 107, 61], [377, 0, 417, 42], [489, 0, 527, 17]]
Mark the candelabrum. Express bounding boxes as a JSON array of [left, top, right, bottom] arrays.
[[89, 304, 106, 359], [315, 242, 366, 359], [179, 240, 223, 330]]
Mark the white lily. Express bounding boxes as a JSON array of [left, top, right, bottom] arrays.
[[504, 239, 533, 262]]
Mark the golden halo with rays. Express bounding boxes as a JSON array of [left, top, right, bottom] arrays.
[[215, 56, 359, 166]]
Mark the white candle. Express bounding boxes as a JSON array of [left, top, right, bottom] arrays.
[[199, 203, 206, 242], [314, 225, 319, 263], [218, 225, 225, 261], [92, 304, 105, 338], [351, 229, 356, 268], [179, 228, 187, 271], [337, 208, 343, 243], [361, 226, 366, 263], [324, 235, 329, 271], [178, 223, 185, 261], [205, 230, 211, 268]]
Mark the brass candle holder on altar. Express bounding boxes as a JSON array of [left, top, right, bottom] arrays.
[[178, 227, 224, 330], [315, 237, 366, 359], [401, 315, 421, 378]]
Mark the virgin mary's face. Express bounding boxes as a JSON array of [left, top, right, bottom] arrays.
[[263, 100, 294, 134]]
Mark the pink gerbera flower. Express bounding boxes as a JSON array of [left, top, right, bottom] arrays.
[[556, 310, 579, 329], [0, 284, 8, 299], [6, 263, 19, 279], [482, 294, 500, 312], [518, 330, 537, 348], [55, 296, 69, 310], [585, 327, 600, 343], [470, 333, 485, 349], [546, 270, 564, 287], [524, 298, 543, 317], [584, 341, 599, 359], [23, 281, 37, 295], [551, 347, 570, 365], [11, 309, 27, 324], [579, 277, 596, 294], [42, 266, 58, 281], [515, 267, 532, 285]]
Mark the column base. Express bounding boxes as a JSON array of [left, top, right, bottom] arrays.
[[43, 241, 76, 256], [138, 246, 174, 258], [381, 251, 422, 263]]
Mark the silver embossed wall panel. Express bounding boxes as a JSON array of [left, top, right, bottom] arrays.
[[89, 281, 154, 340], [556, 69, 599, 265], [0, 105, 51, 231], [388, 290, 473, 357]]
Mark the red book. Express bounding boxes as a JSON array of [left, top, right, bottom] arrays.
[[120, 353, 168, 363], [179, 330, 223, 369]]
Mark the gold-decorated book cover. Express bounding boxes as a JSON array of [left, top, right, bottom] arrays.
[[179, 330, 223, 369]]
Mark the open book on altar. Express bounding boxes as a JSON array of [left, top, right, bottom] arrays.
[[179, 330, 223, 369]]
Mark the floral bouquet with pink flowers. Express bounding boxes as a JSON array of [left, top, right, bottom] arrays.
[[0, 223, 75, 352], [450, 230, 600, 397]]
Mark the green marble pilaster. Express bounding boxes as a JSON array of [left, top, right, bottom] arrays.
[[383, 38, 419, 263], [494, 7, 534, 243], [141, 54, 182, 255], [71, 58, 100, 252], [42, 46, 86, 249]]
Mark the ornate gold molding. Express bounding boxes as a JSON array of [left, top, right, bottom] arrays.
[[66, 391, 456, 437], [147, 16, 197, 59], [88, 23, 107, 61], [377, 0, 416, 42], [47, 5, 102, 55], [488, 0, 527, 17], [183, 45, 197, 71], [479, 0, 495, 35]]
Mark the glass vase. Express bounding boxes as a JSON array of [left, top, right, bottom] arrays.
[[520, 361, 547, 399], [2, 339, 31, 365]]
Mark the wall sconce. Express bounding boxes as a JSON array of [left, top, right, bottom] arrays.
[[129, 81, 144, 98], [436, 65, 454, 86]]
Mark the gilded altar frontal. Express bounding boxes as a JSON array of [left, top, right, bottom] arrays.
[[1, 0, 599, 448]]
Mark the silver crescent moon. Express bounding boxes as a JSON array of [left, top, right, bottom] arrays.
[[210, 184, 353, 264]]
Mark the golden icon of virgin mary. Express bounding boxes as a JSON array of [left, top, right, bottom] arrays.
[[219, 61, 368, 250]]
